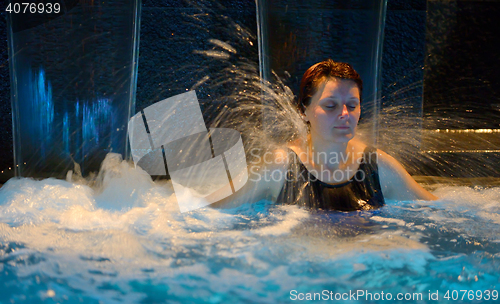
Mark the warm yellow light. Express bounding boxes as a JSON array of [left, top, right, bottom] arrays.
[[433, 129, 500, 133]]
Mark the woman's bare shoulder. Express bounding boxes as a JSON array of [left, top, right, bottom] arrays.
[[374, 148, 438, 201], [373, 149, 409, 173], [260, 148, 293, 169], [349, 138, 368, 155], [286, 137, 306, 155]]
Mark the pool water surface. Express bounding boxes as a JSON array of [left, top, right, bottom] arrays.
[[0, 158, 499, 303]]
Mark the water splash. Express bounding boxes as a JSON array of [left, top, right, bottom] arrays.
[[375, 72, 500, 178], [0, 156, 499, 302], [2, 2, 500, 302]]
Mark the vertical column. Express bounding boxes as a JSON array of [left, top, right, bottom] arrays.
[[7, 0, 142, 178]]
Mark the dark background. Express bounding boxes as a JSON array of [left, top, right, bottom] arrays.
[[1, 0, 499, 181]]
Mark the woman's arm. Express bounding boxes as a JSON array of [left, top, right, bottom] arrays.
[[209, 149, 288, 209], [377, 149, 438, 201]]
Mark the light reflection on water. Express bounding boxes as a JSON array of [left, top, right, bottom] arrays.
[[28, 69, 54, 160], [0, 154, 499, 303], [18, 67, 118, 177]]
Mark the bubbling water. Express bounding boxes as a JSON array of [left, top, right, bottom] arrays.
[[1, 156, 500, 302], [1, 2, 500, 302]]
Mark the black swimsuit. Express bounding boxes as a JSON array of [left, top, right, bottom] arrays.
[[276, 146, 385, 211]]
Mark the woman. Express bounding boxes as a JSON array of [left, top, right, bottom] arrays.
[[212, 59, 437, 210]]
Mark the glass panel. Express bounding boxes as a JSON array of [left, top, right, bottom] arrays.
[[7, 0, 141, 178], [421, 0, 500, 177], [257, 0, 388, 144]]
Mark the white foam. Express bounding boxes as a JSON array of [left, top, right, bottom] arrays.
[[1, 158, 499, 302]]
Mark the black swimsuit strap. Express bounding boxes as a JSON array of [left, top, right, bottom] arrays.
[[277, 146, 385, 211], [310, 146, 378, 187]]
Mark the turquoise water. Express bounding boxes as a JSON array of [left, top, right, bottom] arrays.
[[0, 155, 499, 303]]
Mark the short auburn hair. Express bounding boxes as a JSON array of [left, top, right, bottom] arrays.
[[297, 59, 362, 113]]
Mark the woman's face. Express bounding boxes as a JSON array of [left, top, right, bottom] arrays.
[[304, 79, 361, 143]]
